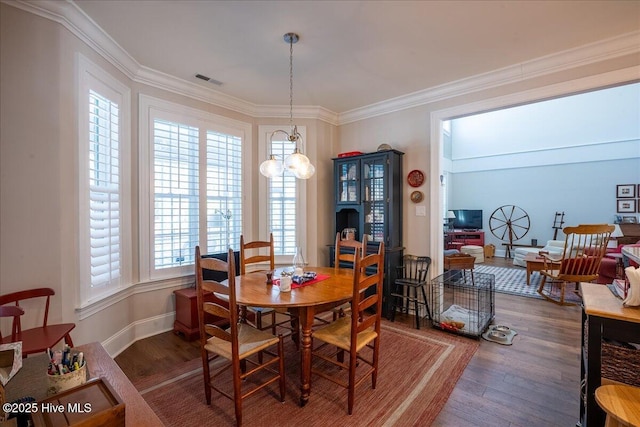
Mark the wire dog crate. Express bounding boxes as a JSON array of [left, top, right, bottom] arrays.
[[430, 270, 495, 338]]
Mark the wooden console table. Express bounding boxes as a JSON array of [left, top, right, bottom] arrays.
[[5, 342, 163, 426], [445, 230, 484, 249], [580, 283, 640, 427]]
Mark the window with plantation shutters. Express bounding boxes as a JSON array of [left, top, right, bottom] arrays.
[[152, 119, 199, 269], [258, 125, 308, 263], [206, 131, 242, 253], [88, 90, 121, 289], [139, 95, 250, 281], [78, 54, 131, 307], [268, 138, 297, 255]]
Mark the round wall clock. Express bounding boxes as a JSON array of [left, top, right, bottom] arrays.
[[407, 169, 425, 187], [410, 190, 424, 203]]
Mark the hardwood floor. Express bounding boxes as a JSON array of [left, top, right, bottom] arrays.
[[115, 255, 582, 426]]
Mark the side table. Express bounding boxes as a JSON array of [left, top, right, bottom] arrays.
[[173, 287, 228, 340], [580, 283, 640, 427]]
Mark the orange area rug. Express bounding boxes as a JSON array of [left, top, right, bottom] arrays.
[[137, 320, 478, 426]]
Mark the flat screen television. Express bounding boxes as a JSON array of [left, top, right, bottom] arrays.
[[451, 209, 483, 230]]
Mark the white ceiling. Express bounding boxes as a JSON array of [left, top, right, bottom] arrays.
[[73, 0, 640, 114]]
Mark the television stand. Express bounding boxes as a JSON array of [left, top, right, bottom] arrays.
[[446, 230, 485, 249]]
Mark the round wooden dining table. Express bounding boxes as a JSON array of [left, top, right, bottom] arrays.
[[235, 266, 354, 406]]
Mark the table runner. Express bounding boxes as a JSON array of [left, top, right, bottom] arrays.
[[273, 274, 330, 289]]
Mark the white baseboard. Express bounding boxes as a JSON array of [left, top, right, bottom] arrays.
[[102, 312, 175, 357]]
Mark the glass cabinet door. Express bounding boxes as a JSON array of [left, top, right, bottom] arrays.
[[336, 159, 360, 204], [362, 155, 387, 243]]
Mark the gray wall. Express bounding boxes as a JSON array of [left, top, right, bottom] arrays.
[[448, 83, 640, 251], [450, 159, 640, 249]]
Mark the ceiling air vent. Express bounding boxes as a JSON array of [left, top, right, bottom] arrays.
[[195, 73, 222, 86]]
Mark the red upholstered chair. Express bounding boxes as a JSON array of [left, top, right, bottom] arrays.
[[598, 240, 640, 284]]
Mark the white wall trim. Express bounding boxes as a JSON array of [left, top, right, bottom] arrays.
[[7, 0, 139, 80], [75, 275, 193, 321], [102, 311, 176, 357], [5, 1, 638, 126], [451, 139, 640, 173], [339, 31, 640, 124]]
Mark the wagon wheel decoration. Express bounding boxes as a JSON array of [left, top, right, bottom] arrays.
[[489, 205, 531, 248]]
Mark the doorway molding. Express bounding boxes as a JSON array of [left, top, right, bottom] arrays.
[[429, 65, 640, 275]]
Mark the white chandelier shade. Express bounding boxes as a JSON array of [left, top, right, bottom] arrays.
[[259, 32, 315, 180]]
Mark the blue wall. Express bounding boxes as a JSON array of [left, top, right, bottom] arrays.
[[447, 83, 640, 249]]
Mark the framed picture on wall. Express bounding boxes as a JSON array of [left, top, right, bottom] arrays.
[[617, 199, 636, 213], [617, 184, 636, 198]]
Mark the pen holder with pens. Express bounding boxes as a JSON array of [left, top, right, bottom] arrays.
[[46, 348, 88, 395]]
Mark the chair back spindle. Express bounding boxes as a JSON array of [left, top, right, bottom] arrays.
[[538, 224, 614, 305]]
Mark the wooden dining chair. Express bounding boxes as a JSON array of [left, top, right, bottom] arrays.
[[312, 242, 385, 415], [390, 255, 432, 329], [332, 233, 370, 320], [538, 224, 614, 305], [0, 288, 75, 357], [239, 234, 298, 342], [334, 232, 368, 268], [196, 246, 285, 426]]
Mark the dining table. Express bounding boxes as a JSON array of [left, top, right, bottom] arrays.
[[234, 266, 354, 406]]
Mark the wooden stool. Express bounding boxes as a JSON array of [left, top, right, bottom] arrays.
[[595, 384, 640, 427]]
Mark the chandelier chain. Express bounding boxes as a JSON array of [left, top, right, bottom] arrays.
[[289, 36, 294, 130]]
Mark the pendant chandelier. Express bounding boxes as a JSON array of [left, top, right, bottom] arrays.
[[259, 33, 315, 180]]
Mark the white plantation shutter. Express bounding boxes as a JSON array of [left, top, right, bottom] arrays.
[[139, 96, 250, 280], [269, 138, 297, 255], [206, 131, 242, 252], [153, 119, 199, 269], [88, 90, 120, 289]]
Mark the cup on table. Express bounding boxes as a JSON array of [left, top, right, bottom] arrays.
[[280, 276, 292, 292]]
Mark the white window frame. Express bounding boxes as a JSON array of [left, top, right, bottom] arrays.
[[258, 125, 308, 265], [139, 95, 252, 282], [77, 54, 131, 307]]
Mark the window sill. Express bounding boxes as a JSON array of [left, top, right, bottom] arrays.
[[76, 275, 194, 320]]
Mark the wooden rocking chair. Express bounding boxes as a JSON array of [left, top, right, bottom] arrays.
[[537, 224, 614, 305]]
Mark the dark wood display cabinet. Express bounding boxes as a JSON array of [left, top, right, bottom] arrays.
[[331, 149, 404, 318]]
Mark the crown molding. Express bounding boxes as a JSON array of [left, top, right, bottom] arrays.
[[338, 31, 640, 125], [4, 0, 341, 124], [6, 0, 140, 80], [135, 66, 259, 118], [255, 105, 338, 126], [6, 0, 638, 127]]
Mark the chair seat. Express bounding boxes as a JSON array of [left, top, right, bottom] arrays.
[[246, 306, 274, 314], [313, 316, 377, 352], [0, 323, 76, 355], [205, 323, 280, 360], [395, 278, 425, 287]]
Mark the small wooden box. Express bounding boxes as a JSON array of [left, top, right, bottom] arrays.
[[484, 244, 495, 259], [32, 377, 125, 427]]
